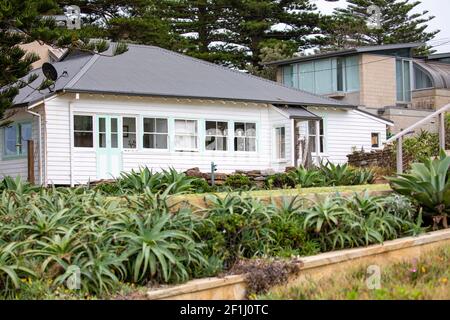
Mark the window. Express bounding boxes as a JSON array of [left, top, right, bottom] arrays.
[[74, 115, 93, 148], [143, 118, 168, 149], [308, 120, 325, 154], [3, 122, 32, 157], [123, 117, 137, 149], [295, 56, 360, 95], [205, 121, 228, 151], [397, 59, 411, 102], [234, 122, 256, 152], [175, 119, 198, 151], [282, 65, 293, 88], [414, 66, 433, 89], [275, 127, 286, 160], [371, 133, 380, 148]]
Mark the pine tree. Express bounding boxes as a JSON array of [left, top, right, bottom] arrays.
[[323, 0, 439, 54]]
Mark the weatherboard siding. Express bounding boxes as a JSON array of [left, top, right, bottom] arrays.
[[44, 96, 281, 185], [308, 107, 387, 164]]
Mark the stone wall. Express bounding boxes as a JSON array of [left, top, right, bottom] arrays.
[[185, 167, 275, 188], [346, 145, 413, 170]]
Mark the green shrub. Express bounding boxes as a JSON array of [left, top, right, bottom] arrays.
[[224, 174, 254, 190], [288, 166, 324, 188], [388, 150, 450, 229], [190, 178, 213, 194]]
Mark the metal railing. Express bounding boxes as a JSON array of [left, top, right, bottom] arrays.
[[386, 103, 449, 174]]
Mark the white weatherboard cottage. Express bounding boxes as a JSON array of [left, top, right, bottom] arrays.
[[1, 44, 392, 186]]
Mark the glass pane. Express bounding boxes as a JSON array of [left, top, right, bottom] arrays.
[[156, 119, 168, 133], [320, 120, 324, 135], [299, 62, 315, 93], [4, 125, 17, 155], [124, 133, 136, 149], [143, 134, 152, 149], [186, 120, 197, 134], [283, 65, 293, 87], [337, 58, 344, 92], [111, 118, 118, 133], [280, 127, 285, 158], [218, 137, 227, 151], [309, 136, 316, 153], [235, 137, 245, 151], [308, 121, 316, 135], [371, 133, 379, 148], [218, 122, 228, 136], [403, 60, 411, 102], [314, 59, 333, 94], [123, 117, 136, 133], [205, 136, 216, 150], [99, 118, 106, 133], [111, 133, 118, 148], [155, 134, 168, 149], [396, 60, 404, 101], [74, 116, 93, 131], [246, 138, 256, 152], [20, 123, 32, 155], [234, 123, 245, 137], [246, 123, 256, 137], [99, 133, 106, 148], [345, 56, 360, 91], [75, 132, 93, 148], [320, 137, 324, 153], [206, 121, 216, 133], [144, 118, 155, 133]]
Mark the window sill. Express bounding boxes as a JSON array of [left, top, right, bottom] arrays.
[[2, 155, 27, 161]]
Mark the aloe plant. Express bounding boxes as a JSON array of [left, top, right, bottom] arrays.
[[288, 166, 324, 188], [388, 150, 450, 228]]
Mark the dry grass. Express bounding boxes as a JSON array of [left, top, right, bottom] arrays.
[[257, 245, 450, 300]]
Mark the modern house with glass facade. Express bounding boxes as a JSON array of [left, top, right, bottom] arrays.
[[269, 43, 450, 134]]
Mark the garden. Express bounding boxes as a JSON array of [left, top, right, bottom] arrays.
[[0, 150, 448, 299]]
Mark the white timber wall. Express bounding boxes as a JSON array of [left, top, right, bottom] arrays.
[[268, 106, 292, 172], [308, 107, 387, 164], [45, 95, 286, 185]]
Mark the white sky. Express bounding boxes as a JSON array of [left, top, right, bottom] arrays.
[[314, 0, 450, 53]]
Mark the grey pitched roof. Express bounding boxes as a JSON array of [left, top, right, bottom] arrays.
[[414, 59, 450, 89], [266, 43, 422, 66], [10, 43, 352, 108]]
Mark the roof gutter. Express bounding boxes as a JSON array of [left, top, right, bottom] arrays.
[[63, 88, 356, 109]]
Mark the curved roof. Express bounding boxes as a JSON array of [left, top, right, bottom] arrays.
[[10, 43, 353, 109], [414, 59, 450, 89]]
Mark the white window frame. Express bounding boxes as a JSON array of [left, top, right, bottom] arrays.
[[308, 119, 326, 155], [234, 122, 257, 153], [122, 116, 137, 150], [371, 132, 381, 149], [142, 117, 169, 151], [73, 115, 94, 149], [273, 126, 287, 162], [205, 120, 229, 152], [2, 121, 32, 158], [174, 119, 199, 152]]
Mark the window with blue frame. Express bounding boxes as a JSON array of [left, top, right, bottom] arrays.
[[3, 122, 32, 157], [285, 56, 360, 95]]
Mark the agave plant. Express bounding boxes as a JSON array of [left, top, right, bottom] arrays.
[[388, 150, 450, 229], [0, 242, 35, 293], [288, 166, 324, 188], [302, 197, 350, 233], [319, 162, 354, 186], [0, 176, 41, 194]]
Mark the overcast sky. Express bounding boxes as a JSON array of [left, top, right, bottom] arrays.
[[314, 0, 450, 53]]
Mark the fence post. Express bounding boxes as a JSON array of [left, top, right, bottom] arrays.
[[27, 140, 35, 184], [396, 136, 403, 174], [438, 112, 446, 150]]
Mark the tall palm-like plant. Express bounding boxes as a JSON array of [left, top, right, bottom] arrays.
[[388, 150, 450, 229]]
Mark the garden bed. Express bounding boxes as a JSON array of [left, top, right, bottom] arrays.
[[145, 229, 450, 300]]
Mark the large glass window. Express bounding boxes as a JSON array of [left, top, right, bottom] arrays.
[[175, 119, 198, 151], [397, 59, 412, 102], [275, 127, 286, 160], [143, 118, 168, 149], [205, 121, 228, 151], [414, 66, 433, 89], [234, 122, 256, 152], [3, 122, 32, 156], [282, 65, 293, 88], [122, 117, 137, 149], [308, 120, 325, 154], [74, 115, 93, 148], [314, 59, 333, 94]]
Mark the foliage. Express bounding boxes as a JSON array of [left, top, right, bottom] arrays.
[[288, 166, 324, 188], [401, 130, 440, 164], [388, 150, 450, 228], [323, 0, 440, 55], [265, 173, 295, 190], [224, 174, 254, 190]]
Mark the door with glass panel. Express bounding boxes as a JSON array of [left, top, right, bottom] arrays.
[[96, 116, 122, 179]]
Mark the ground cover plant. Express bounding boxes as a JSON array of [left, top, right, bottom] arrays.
[[257, 245, 450, 300]]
